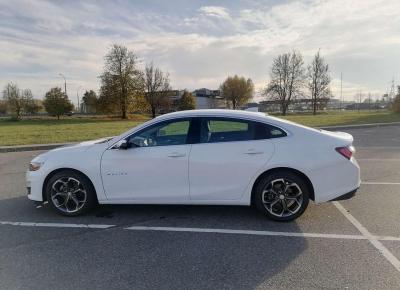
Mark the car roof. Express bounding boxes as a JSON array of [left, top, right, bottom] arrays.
[[155, 109, 303, 129], [110, 109, 319, 147], [156, 109, 268, 121], [154, 109, 322, 135]]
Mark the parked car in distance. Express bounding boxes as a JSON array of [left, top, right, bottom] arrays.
[[27, 109, 360, 221]]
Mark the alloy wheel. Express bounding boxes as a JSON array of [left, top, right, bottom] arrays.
[[50, 177, 87, 214], [261, 178, 303, 218]]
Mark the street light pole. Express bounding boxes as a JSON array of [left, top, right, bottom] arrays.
[[59, 73, 67, 95], [76, 86, 83, 113]]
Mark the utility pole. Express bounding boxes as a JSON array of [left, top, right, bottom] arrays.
[[368, 92, 371, 111], [389, 77, 395, 101], [59, 73, 67, 95]]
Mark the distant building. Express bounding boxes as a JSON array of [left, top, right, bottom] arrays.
[[259, 98, 333, 113], [192, 88, 227, 109], [244, 102, 259, 109], [258, 100, 281, 113], [166, 90, 185, 102], [326, 98, 341, 110]]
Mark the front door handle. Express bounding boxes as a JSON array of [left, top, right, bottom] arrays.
[[244, 149, 264, 155], [168, 152, 186, 158]]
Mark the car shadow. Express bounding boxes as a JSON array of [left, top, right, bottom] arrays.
[[0, 196, 308, 289]]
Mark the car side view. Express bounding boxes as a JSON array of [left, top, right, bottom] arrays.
[[27, 110, 361, 221]]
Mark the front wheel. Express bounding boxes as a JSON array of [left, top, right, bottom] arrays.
[[254, 171, 310, 221], [45, 170, 97, 216]]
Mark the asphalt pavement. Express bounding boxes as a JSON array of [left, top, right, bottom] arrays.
[[0, 125, 400, 289]]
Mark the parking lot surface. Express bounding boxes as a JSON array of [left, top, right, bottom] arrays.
[[0, 125, 400, 289]]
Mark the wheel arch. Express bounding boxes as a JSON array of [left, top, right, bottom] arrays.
[[251, 167, 315, 204], [42, 168, 97, 202]]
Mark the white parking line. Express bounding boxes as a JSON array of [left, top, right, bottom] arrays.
[[1, 221, 399, 243], [357, 146, 400, 149], [124, 226, 400, 242], [333, 201, 400, 272], [358, 159, 400, 162], [362, 182, 400, 185], [0, 221, 115, 229]]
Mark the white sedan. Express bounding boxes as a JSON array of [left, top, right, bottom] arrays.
[[27, 110, 360, 221]]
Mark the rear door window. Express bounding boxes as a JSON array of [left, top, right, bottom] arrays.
[[200, 117, 286, 143], [255, 123, 287, 139], [201, 118, 254, 143]]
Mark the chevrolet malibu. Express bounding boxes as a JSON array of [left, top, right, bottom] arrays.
[[27, 110, 360, 221]]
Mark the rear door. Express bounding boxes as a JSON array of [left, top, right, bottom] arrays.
[[188, 117, 276, 200]]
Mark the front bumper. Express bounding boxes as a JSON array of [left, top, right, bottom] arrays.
[[26, 170, 45, 202]]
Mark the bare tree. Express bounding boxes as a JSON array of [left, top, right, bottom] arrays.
[[144, 62, 171, 118], [99, 44, 143, 119], [263, 51, 305, 115], [0, 100, 7, 114], [3, 82, 24, 119], [307, 50, 331, 115], [220, 75, 254, 109], [22, 89, 41, 114]]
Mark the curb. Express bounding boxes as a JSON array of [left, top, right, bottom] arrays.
[[1, 121, 399, 153], [0, 142, 75, 153], [320, 121, 400, 131]]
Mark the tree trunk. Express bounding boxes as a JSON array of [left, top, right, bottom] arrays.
[[16, 106, 21, 120], [281, 103, 287, 116], [232, 100, 236, 110], [313, 96, 317, 115], [151, 107, 156, 118], [121, 98, 127, 119], [57, 114, 60, 120]]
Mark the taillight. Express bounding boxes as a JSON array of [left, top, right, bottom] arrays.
[[335, 146, 354, 160]]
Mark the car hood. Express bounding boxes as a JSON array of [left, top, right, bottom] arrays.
[[32, 137, 113, 162], [58, 136, 113, 150]]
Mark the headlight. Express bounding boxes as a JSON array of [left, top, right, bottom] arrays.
[[29, 162, 44, 171]]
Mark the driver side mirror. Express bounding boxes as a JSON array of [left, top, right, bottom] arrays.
[[115, 139, 129, 150]]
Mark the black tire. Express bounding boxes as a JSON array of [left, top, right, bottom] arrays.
[[254, 170, 310, 222], [45, 170, 97, 216]]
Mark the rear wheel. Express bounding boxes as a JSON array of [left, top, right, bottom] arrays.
[[45, 170, 97, 216], [254, 171, 310, 221]]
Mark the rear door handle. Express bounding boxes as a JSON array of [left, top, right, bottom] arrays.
[[244, 149, 264, 155], [168, 152, 186, 158]]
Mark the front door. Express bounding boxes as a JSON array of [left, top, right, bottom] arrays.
[[101, 118, 192, 201]]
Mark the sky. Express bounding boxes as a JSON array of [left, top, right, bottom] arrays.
[[1, 0, 400, 105]]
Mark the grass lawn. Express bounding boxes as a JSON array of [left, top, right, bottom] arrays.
[[0, 111, 399, 146], [0, 115, 149, 146], [278, 110, 400, 127]]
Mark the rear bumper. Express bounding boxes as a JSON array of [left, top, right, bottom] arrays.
[[310, 157, 361, 203], [330, 188, 358, 201]]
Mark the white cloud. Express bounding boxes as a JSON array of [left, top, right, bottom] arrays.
[[198, 6, 230, 19], [1, 0, 400, 104]]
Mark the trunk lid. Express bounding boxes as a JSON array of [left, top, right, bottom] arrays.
[[319, 129, 353, 145]]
